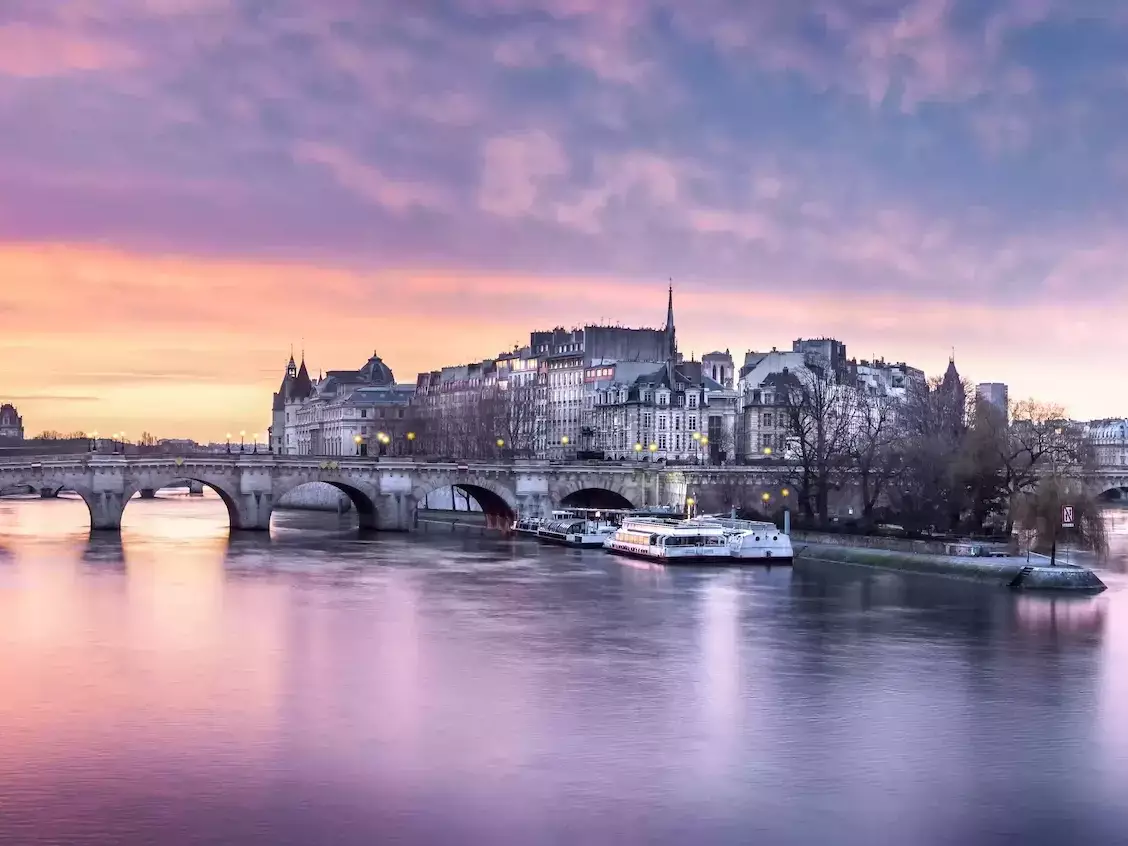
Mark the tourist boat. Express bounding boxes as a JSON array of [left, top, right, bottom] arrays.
[[512, 515, 544, 536], [536, 510, 618, 548], [689, 516, 793, 562], [602, 517, 731, 563]]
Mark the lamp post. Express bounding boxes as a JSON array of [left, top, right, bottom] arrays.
[[701, 435, 709, 465], [406, 431, 416, 456], [239, 430, 246, 453], [496, 438, 505, 460], [226, 432, 232, 454], [686, 495, 696, 518], [634, 442, 643, 462], [90, 431, 98, 453], [781, 487, 791, 534], [761, 491, 771, 517], [692, 431, 702, 464], [377, 432, 388, 457], [763, 446, 773, 458], [354, 434, 362, 456], [253, 433, 260, 454]]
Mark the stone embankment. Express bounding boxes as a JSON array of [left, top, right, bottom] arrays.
[[275, 482, 352, 512], [793, 537, 1106, 593]]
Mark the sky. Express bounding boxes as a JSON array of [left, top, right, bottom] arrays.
[[3, 0, 1128, 441]]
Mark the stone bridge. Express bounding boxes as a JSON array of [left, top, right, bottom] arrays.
[[0, 453, 795, 533]]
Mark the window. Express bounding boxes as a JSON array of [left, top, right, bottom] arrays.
[[658, 416, 668, 430], [674, 417, 681, 430], [689, 415, 697, 431], [688, 394, 698, 408], [658, 435, 667, 450], [361, 409, 367, 418]]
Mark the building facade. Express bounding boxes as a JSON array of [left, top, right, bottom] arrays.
[[590, 359, 738, 464], [0, 403, 24, 440], [414, 286, 679, 460], [274, 352, 415, 456], [977, 382, 1010, 418], [1086, 419, 1128, 468]]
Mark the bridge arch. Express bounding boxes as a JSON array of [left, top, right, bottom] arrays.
[[412, 475, 519, 529], [552, 478, 638, 511], [272, 479, 382, 530], [1098, 486, 1128, 502], [3, 477, 100, 529], [558, 487, 636, 510], [123, 474, 243, 530]]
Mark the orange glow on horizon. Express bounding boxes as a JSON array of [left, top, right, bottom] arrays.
[[2, 241, 1125, 440]]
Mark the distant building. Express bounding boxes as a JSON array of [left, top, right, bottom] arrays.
[[272, 351, 415, 456], [1085, 419, 1128, 469], [0, 404, 23, 440], [702, 350, 735, 390], [590, 359, 738, 463], [977, 382, 1009, 417], [793, 338, 847, 375], [270, 352, 313, 453], [415, 286, 679, 459]]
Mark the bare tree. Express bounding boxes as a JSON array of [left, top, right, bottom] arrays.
[[139, 431, 158, 447], [848, 390, 900, 521], [780, 363, 855, 524], [887, 377, 968, 534]]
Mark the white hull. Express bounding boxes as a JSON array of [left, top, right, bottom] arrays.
[[603, 539, 732, 562]]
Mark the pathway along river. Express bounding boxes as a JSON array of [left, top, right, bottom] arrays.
[[2, 493, 1128, 845]]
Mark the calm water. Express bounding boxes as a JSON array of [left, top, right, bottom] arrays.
[[2, 494, 1128, 845]]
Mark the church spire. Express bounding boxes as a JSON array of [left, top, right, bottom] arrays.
[[665, 280, 676, 359]]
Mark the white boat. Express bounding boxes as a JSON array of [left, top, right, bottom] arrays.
[[603, 517, 731, 563], [512, 515, 543, 535], [537, 514, 618, 548], [689, 516, 793, 562]]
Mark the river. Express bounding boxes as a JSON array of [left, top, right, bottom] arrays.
[[1, 493, 1127, 845]]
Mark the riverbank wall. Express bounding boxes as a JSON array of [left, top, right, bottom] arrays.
[[793, 542, 1106, 592], [275, 483, 352, 512]]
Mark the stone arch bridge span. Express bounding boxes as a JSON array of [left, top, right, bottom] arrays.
[[0, 454, 796, 534]]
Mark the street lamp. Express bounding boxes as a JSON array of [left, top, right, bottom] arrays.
[[406, 431, 416, 456], [686, 495, 696, 518], [496, 437, 505, 459], [701, 435, 709, 465], [354, 434, 362, 456], [648, 442, 658, 461], [253, 433, 260, 454], [90, 431, 98, 452], [239, 430, 246, 453], [377, 432, 388, 456], [781, 488, 792, 534], [226, 432, 232, 454], [763, 446, 773, 457], [634, 442, 643, 462]]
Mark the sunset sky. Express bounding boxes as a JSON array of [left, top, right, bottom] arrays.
[[3, 0, 1128, 441]]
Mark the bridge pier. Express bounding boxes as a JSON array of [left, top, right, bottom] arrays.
[[234, 491, 274, 531], [39, 487, 58, 499], [89, 491, 127, 531], [188, 480, 204, 495], [139, 488, 157, 499]]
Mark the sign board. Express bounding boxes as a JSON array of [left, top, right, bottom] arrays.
[[1062, 505, 1075, 528]]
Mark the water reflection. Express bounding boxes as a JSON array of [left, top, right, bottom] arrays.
[[0, 496, 1127, 845]]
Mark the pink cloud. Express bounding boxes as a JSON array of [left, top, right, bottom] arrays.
[[0, 23, 138, 77], [293, 142, 452, 214], [478, 130, 569, 217]]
